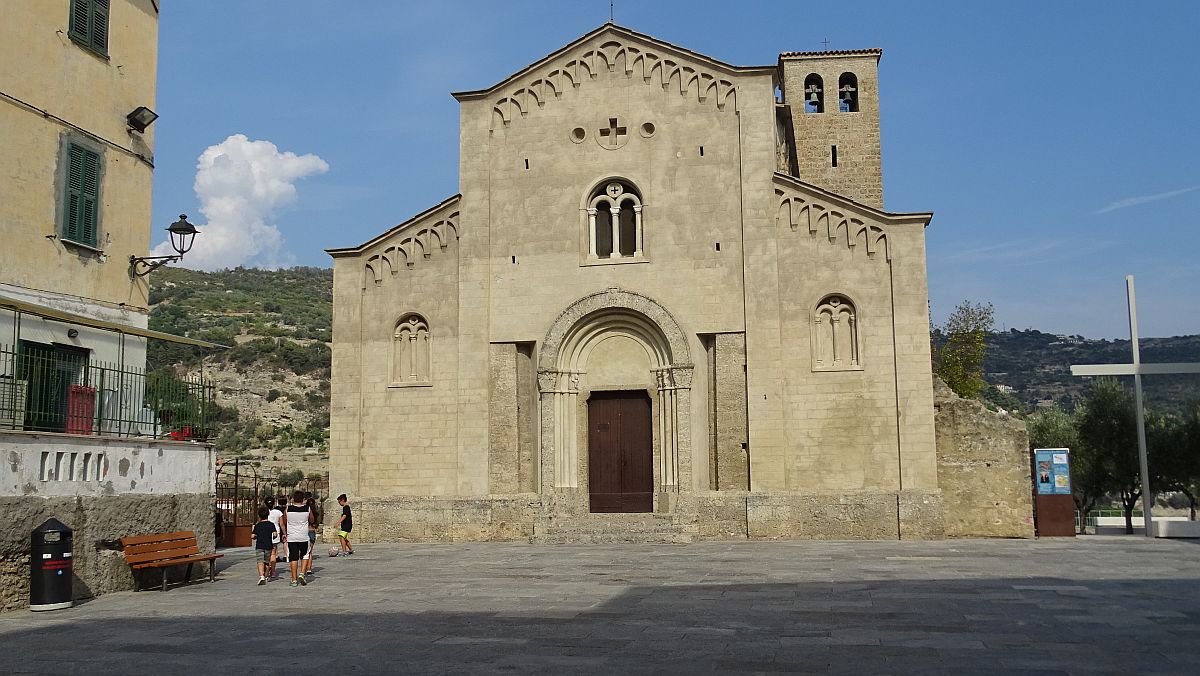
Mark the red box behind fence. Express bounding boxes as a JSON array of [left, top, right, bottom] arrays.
[[66, 385, 96, 435]]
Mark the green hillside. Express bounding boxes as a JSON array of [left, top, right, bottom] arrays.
[[983, 329, 1200, 415]]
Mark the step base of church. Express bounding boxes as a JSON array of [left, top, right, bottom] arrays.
[[531, 513, 698, 544], [332, 490, 947, 543]]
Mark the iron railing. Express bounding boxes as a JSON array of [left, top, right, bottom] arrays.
[[0, 342, 213, 440]]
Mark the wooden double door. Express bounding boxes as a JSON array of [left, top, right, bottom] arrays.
[[587, 390, 653, 513]]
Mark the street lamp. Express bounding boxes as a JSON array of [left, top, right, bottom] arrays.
[[129, 214, 199, 277]]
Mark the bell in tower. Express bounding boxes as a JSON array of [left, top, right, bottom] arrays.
[[838, 72, 859, 113], [803, 74, 824, 114]]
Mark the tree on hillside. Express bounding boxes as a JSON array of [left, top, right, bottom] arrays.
[[277, 468, 305, 488], [1077, 378, 1140, 533], [934, 301, 994, 399]]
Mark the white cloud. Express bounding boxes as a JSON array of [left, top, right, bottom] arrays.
[[1094, 184, 1200, 215], [153, 134, 328, 270]]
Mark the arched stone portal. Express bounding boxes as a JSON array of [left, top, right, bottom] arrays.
[[538, 289, 694, 512]]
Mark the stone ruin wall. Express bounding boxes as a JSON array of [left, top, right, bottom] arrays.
[[933, 378, 1035, 538]]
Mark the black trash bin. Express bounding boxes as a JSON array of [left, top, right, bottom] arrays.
[[30, 518, 73, 611]]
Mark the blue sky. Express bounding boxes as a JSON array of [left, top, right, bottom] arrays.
[[150, 1, 1199, 339]]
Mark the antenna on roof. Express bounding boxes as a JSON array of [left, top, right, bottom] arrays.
[[610, 1, 614, 22], [821, 37, 831, 49]]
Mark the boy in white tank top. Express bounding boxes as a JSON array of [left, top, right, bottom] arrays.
[[283, 490, 315, 587]]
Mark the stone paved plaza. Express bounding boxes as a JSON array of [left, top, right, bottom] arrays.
[[1, 537, 1198, 674]]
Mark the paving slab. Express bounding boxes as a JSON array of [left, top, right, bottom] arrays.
[[0, 536, 1198, 674]]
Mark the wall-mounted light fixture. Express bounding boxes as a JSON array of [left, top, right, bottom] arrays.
[[129, 214, 199, 277], [67, 329, 79, 339], [126, 106, 159, 133]]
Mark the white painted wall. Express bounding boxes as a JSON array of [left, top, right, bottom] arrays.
[[0, 432, 214, 497]]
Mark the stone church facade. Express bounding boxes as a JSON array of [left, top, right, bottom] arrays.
[[327, 24, 946, 542]]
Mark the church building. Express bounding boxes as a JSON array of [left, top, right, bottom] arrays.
[[326, 24, 946, 541]]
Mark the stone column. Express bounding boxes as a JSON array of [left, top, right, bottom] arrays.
[[586, 208, 598, 259], [633, 205, 644, 257], [537, 369, 558, 493], [609, 207, 620, 258], [537, 368, 581, 491], [671, 365, 694, 492], [654, 365, 694, 492]]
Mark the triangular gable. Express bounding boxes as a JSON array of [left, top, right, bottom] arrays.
[[454, 23, 775, 129], [326, 194, 460, 258], [773, 173, 932, 262], [452, 23, 773, 100]]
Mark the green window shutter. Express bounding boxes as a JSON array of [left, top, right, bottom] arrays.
[[69, 0, 91, 45], [65, 144, 85, 243], [80, 147, 100, 246], [90, 0, 109, 55], [64, 143, 101, 247]]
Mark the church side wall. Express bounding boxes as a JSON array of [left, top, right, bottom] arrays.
[[329, 227, 462, 498], [775, 230, 899, 493], [329, 258, 363, 495]]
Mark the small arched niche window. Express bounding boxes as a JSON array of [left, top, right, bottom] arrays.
[[811, 295, 862, 371], [391, 314, 431, 385], [838, 72, 859, 113], [804, 74, 824, 114], [588, 180, 643, 260]]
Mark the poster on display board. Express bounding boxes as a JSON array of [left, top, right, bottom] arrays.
[[1034, 448, 1071, 495]]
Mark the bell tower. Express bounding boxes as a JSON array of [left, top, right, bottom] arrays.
[[779, 49, 883, 209]]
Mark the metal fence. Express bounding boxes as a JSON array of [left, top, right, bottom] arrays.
[[0, 342, 213, 440]]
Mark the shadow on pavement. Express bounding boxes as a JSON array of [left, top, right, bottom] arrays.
[[0, 574, 1197, 675]]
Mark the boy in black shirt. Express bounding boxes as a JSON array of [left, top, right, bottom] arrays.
[[336, 494, 354, 556], [250, 507, 277, 585]]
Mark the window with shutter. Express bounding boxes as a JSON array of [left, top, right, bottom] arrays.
[[68, 0, 109, 57], [63, 143, 101, 248]]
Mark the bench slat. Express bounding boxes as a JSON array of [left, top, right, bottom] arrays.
[[124, 540, 196, 554], [130, 553, 222, 570], [120, 531, 195, 547], [124, 538, 198, 557], [126, 546, 201, 565]]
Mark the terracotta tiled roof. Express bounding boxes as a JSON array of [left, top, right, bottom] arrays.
[[779, 48, 882, 59]]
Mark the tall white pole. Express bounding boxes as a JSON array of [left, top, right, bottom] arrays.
[[1127, 275, 1154, 537]]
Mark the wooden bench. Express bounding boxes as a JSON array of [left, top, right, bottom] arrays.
[[120, 531, 223, 592]]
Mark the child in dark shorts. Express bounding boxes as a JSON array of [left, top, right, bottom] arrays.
[[250, 507, 277, 586]]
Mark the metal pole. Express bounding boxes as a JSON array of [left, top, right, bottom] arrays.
[[1127, 275, 1153, 537], [233, 459, 240, 527]]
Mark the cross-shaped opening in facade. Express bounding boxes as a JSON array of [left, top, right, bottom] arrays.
[[599, 117, 627, 147]]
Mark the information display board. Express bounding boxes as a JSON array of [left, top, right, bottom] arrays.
[[1034, 448, 1071, 495]]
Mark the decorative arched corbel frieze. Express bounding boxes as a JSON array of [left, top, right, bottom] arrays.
[[491, 39, 738, 129]]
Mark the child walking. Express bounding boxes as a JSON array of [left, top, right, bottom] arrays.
[[284, 490, 315, 587], [265, 497, 283, 578], [250, 507, 277, 586], [336, 494, 354, 556]]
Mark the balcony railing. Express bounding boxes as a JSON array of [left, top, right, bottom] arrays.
[[0, 342, 213, 441]]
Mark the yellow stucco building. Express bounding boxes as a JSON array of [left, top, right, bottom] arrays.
[[0, 1, 221, 612]]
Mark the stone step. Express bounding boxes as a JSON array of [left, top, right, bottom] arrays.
[[531, 530, 694, 544], [530, 513, 697, 544]]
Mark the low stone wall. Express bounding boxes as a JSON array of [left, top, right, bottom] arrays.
[[338, 491, 946, 543], [323, 496, 540, 543], [933, 378, 1035, 538], [701, 491, 943, 541], [0, 494, 214, 612]]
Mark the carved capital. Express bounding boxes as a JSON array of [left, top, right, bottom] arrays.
[[537, 369, 559, 392], [671, 366, 694, 389]]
